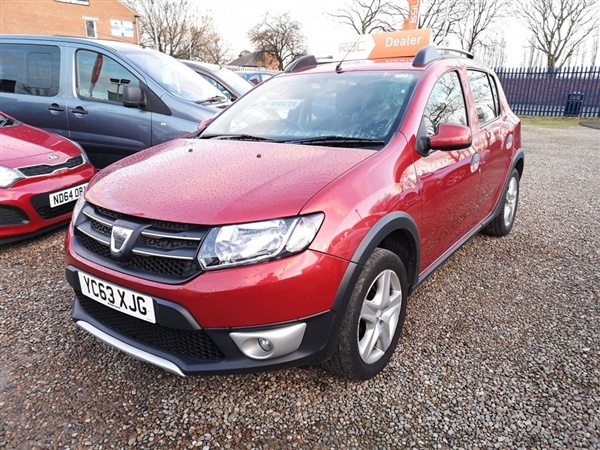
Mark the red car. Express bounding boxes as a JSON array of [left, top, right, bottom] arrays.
[[65, 43, 523, 379], [0, 112, 95, 243]]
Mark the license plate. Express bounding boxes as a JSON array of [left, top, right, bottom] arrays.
[[77, 272, 156, 323], [49, 183, 87, 208]]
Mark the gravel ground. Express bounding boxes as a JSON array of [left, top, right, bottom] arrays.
[[1, 123, 598, 449]]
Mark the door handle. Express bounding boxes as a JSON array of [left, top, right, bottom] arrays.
[[47, 103, 65, 113], [470, 153, 481, 173], [70, 106, 88, 116]]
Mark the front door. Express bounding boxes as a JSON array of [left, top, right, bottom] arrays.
[[416, 70, 481, 271]]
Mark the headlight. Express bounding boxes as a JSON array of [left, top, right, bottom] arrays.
[[198, 213, 324, 270], [0, 165, 24, 188]]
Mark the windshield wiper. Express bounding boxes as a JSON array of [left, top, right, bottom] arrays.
[[196, 95, 228, 105], [201, 134, 281, 142], [284, 136, 386, 147]]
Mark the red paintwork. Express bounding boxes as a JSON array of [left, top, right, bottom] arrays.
[[66, 57, 521, 328], [429, 123, 472, 150], [0, 112, 95, 240], [87, 139, 373, 225]]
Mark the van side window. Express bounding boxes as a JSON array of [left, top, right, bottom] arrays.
[[467, 70, 499, 125], [76, 50, 140, 103], [423, 71, 468, 137], [0, 44, 60, 97]]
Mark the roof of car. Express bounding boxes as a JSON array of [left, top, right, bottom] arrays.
[[0, 34, 142, 52]]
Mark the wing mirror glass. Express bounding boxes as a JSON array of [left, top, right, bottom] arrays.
[[429, 123, 472, 151]]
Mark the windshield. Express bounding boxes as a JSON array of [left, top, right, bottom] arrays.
[[122, 49, 226, 103], [201, 70, 418, 145], [214, 68, 254, 95]]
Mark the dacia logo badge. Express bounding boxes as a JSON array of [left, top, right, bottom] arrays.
[[110, 225, 134, 258], [47, 154, 59, 160]]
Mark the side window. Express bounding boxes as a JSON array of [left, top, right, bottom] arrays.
[[467, 70, 498, 125], [199, 73, 229, 96], [0, 44, 60, 97], [76, 50, 140, 103], [423, 71, 468, 137]]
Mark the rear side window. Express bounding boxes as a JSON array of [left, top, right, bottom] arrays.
[[76, 50, 141, 103], [423, 71, 468, 137], [0, 44, 60, 97], [467, 70, 499, 125]]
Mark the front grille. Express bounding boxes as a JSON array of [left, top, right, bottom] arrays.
[[18, 155, 84, 177], [30, 192, 76, 220], [79, 234, 201, 279], [0, 205, 29, 226], [34, 202, 75, 220], [79, 296, 224, 360], [74, 203, 208, 284]]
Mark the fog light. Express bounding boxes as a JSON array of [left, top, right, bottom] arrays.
[[230, 323, 307, 360], [258, 338, 273, 352]]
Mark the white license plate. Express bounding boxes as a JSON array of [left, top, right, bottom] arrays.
[[49, 183, 87, 208], [78, 272, 156, 323]]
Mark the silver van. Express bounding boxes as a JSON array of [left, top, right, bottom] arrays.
[[0, 35, 229, 168]]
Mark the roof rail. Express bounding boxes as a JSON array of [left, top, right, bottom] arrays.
[[413, 46, 477, 67]]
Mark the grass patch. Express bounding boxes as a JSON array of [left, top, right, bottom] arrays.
[[519, 116, 600, 128]]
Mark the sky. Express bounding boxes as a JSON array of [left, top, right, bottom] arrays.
[[204, 0, 533, 67]]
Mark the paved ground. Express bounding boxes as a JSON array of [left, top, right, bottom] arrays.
[[1, 123, 598, 449]]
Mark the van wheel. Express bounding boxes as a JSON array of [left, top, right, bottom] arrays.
[[484, 169, 520, 236], [324, 248, 408, 380]]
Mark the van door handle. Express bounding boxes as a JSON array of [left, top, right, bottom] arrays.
[[70, 106, 88, 116], [47, 103, 65, 113]]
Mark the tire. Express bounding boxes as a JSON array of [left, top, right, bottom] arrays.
[[483, 168, 520, 237], [324, 248, 408, 380]]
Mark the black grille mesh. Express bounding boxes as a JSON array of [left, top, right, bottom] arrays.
[[95, 206, 196, 231], [19, 155, 84, 177], [0, 206, 29, 225], [34, 202, 75, 220], [79, 234, 201, 280], [79, 296, 224, 360]]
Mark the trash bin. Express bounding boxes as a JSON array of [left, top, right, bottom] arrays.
[[564, 92, 584, 116]]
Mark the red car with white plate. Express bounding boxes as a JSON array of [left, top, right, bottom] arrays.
[[64, 32, 524, 380], [0, 112, 95, 243]]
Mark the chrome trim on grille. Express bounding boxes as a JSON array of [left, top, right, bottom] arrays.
[[141, 230, 203, 241], [73, 203, 208, 282], [132, 248, 196, 260], [78, 224, 110, 245], [75, 320, 186, 376], [83, 210, 112, 227]]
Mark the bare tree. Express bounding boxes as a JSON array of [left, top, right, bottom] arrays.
[[248, 13, 307, 70], [481, 35, 507, 67], [519, 0, 600, 67], [591, 36, 599, 66], [329, 0, 397, 34], [124, 0, 224, 61], [199, 34, 232, 65], [456, 0, 508, 52], [389, 0, 467, 45]]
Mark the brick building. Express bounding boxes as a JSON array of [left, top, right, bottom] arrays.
[[0, 0, 138, 44]]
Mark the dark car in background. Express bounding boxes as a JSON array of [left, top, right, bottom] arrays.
[[182, 61, 253, 101], [0, 112, 95, 243], [0, 35, 229, 168]]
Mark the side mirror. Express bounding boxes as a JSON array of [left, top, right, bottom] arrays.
[[123, 85, 143, 108], [197, 118, 214, 131], [429, 123, 472, 151]]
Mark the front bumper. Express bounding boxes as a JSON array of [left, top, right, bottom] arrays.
[[0, 166, 94, 242], [70, 290, 337, 375]]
